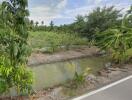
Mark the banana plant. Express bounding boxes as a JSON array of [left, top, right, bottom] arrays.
[[97, 6, 132, 63]]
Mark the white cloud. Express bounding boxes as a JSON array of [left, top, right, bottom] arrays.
[[95, 0, 103, 3], [64, 1, 130, 20], [57, 0, 67, 9], [65, 6, 94, 18], [28, 0, 131, 25], [85, 0, 103, 5], [65, 0, 105, 18], [29, 0, 68, 25]]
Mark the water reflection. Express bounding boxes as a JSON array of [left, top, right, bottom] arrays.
[[30, 56, 107, 90]]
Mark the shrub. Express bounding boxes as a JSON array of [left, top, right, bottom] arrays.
[[96, 28, 132, 63], [0, 56, 33, 95], [0, 0, 33, 96]]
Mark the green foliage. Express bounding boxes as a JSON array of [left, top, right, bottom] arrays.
[[97, 27, 132, 63], [123, 5, 132, 28], [60, 33, 88, 50], [74, 72, 85, 85], [0, 5, 3, 27], [0, 56, 33, 95], [96, 6, 132, 63], [126, 15, 132, 28], [50, 21, 54, 31], [29, 31, 88, 52], [73, 68, 91, 88], [0, 56, 12, 94], [0, 81, 8, 94], [0, 0, 33, 96], [72, 15, 86, 34], [45, 32, 61, 52], [13, 65, 33, 95], [84, 6, 121, 41], [2, 0, 30, 66]]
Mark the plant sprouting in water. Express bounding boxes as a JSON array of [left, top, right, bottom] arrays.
[[73, 67, 91, 88]]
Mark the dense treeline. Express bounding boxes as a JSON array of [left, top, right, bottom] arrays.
[[29, 6, 132, 38]]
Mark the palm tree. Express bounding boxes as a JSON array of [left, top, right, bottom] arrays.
[[35, 21, 39, 27], [30, 20, 34, 30], [50, 20, 54, 31], [41, 21, 44, 25], [31, 20, 34, 25]]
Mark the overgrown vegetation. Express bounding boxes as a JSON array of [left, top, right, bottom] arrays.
[[0, 0, 33, 96], [29, 5, 132, 64], [0, 0, 131, 97], [29, 31, 88, 53], [27, 5, 132, 97], [97, 6, 132, 63], [73, 67, 91, 88]]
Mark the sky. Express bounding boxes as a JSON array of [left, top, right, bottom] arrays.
[[0, 0, 132, 25]]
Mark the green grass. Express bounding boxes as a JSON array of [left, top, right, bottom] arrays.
[[126, 48, 132, 58], [29, 31, 49, 49], [29, 31, 88, 52]]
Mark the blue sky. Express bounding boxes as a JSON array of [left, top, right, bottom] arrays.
[[0, 0, 132, 25], [28, 0, 132, 26]]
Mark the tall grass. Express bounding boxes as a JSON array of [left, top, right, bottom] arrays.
[[29, 31, 88, 53]]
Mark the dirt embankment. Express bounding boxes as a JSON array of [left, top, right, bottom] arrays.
[[28, 46, 99, 66]]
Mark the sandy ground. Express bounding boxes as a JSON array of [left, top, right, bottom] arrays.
[[28, 46, 99, 66]]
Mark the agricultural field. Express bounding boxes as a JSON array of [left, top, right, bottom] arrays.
[[29, 31, 88, 52]]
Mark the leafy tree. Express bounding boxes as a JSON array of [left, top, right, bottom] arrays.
[[50, 20, 54, 31], [35, 21, 39, 27], [83, 6, 121, 41], [0, 5, 3, 26], [2, 0, 30, 66], [31, 20, 34, 25], [1, 0, 33, 95], [97, 6, 132, 63], [41, 21, 44, 25], [73, 15, 86, 34], [124, 5, 132, 28], [30, 20, 34, 30]]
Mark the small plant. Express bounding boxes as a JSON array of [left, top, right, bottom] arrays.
[[74, 72, 85, 85], [73, 67, 91, 88]]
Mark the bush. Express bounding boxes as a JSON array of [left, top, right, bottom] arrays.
[[0, 56, 33, 95], [72, 67, 91, 88], [96, 28, 132, 63]]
